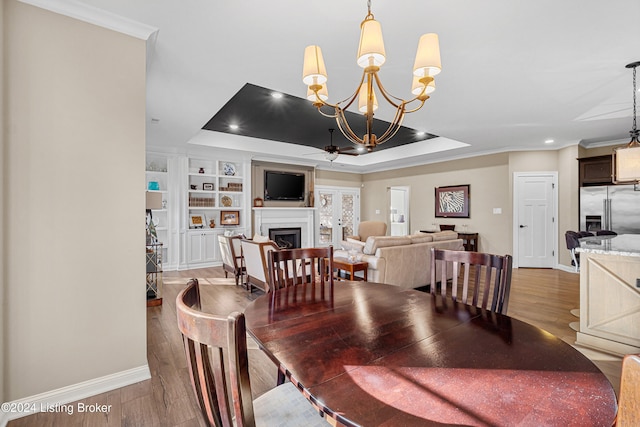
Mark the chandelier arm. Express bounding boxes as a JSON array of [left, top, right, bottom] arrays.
[[404, 98, 428, 114], [376, 105, 406, 144], [316, 104, 340, 119], [338, 71, 368, 112], [336, 109, 365, 145], [372, 73, 403, 109], [378, 119, 405, 145], [374, 73, 433, 111], [379, 122, 405, 145]]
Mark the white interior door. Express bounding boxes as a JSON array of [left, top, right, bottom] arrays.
[[390, 186, 410, 236], [514, 173, 557, 268], [316, 186, 360, 247]]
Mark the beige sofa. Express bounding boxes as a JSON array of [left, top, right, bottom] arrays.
[[335, 231, 464, 289]]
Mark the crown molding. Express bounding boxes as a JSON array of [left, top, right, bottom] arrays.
[[18, 0, 158, 40]]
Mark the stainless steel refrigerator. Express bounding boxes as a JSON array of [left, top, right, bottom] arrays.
[[580, 184, 640, 234]]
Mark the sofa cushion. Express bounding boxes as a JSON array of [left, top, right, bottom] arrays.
[[363, 236, 412, 255], [431, 231, 458, 241], [408, 233, 434, 244], [340, 238, 366, 253]]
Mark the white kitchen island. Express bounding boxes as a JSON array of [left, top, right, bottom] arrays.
[[576, 234, 640, 356]]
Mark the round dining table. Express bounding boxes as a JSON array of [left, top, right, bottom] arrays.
[[244, 281, 617, 427]]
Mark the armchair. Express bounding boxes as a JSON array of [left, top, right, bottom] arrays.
[[240, 239, 280, 292], [348, 220, 387, 241], [218, 234, 245, 287]]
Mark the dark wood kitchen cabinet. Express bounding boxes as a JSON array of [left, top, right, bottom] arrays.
[[578, 155, 613, 186]]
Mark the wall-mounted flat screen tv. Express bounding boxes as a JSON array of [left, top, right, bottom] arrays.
[[264, 170, 305, 201]]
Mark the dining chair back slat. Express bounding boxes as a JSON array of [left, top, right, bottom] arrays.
[[430, 248, 513, 314], [176, 279, 331, 427], [176, 279, 254, 426], [267, 246, 334, 291]]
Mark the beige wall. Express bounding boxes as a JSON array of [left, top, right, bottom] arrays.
[[316, 169, 363, 188], [557, 146, 581, 266], [362, 154, 512, 255], [251, 161, 314, 208], [1, 0, 5, 407], [4, 1, 147, 400]]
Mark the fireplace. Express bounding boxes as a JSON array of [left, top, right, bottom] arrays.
[[269, 227, 302, 249], [253, 208, 314, 248]]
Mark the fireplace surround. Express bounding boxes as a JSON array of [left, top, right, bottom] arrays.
[[253, 207, 315, 248]]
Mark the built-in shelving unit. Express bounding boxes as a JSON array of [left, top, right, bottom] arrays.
[[145, 151, 250, 271], [182, 156, 247, 269], [146, 153, 172, 269]]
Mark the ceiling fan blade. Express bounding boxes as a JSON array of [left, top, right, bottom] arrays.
[[338, 151, 359, 156]]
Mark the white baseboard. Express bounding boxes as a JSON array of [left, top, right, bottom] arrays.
[[555, 263, 578, 273], [1, 364, 150, 423]]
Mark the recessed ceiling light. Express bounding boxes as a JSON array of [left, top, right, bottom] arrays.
[[416, 131, 426, 137], [271, 92, 283, 99], [356, 146, 366, 153], [229, 124, 239, 130], [544, 139, 554, 144]]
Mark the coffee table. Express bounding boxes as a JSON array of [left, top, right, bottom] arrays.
[[332, 257, 368, 281]]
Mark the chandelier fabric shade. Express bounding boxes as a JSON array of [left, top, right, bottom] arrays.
[[413, 33, 442, 77], [307, 84, 328, 102], [412, 75, 436, 96], [302, 45, 328, 87], [613, 60, 640, 184], [358, 82, 378, 113], [302, 0, 442, 151], [615, 145, 640, 182], [357, 15, 386, 68]]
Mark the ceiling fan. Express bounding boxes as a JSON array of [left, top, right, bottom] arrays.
[[323, 128, 358, 161]]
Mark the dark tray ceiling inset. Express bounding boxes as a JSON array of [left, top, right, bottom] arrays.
[[202, 83, 437, 152]]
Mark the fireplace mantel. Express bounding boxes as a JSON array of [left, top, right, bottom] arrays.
[[253, 208, 315, 248]]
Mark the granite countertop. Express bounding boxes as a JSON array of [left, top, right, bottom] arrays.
[[576, 234, 640, 257]]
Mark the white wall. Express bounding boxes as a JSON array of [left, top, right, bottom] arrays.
[[4, 0, 148, 401]]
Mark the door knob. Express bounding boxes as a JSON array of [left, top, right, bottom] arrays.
[[519, 225, 527, 228]]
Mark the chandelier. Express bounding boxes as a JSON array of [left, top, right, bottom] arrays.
[[302, 0, 441, 152], [614, 61, 640, 183]]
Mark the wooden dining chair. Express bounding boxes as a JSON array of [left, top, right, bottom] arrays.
[[430, 248, 513, 315], [267, 246, 334, 292], [176, 279, 330, 427], [616, 353, 640, 426]]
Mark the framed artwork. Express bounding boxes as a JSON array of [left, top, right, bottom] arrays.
[[189, 214, 205, 228], [202, 182, 214, 191], [220, 210, 240, 226], [435, 185, 470, 218], [253, 197, 264, 207]]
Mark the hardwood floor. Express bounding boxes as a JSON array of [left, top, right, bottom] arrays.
[[8, 267, 621, 426]]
